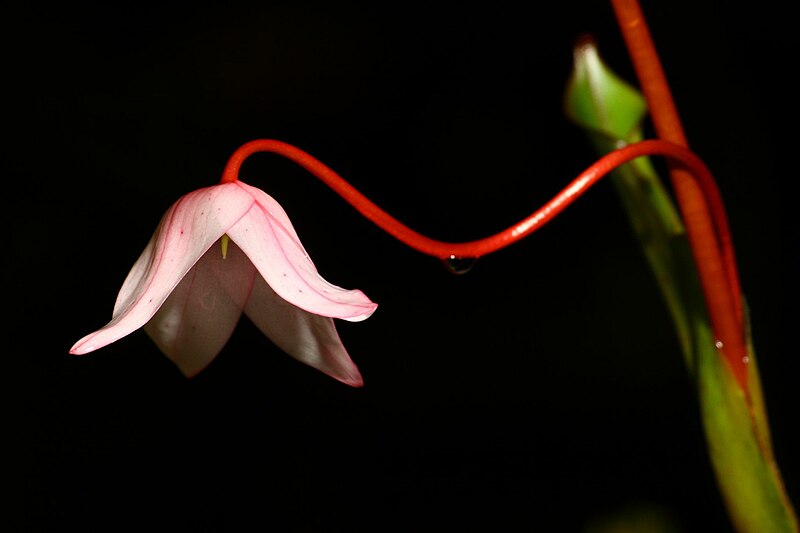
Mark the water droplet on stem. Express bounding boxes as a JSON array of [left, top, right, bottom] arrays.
[[442, 255, 477, 275]]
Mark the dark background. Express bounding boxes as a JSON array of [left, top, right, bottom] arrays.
[[7, 1, 798, 531]]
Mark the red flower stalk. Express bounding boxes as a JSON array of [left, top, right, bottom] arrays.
[[222, 140, 724, 260], [610, 0, 748, 390], [223, 138, 744, 385]]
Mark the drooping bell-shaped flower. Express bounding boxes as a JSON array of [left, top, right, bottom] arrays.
[[70, 180, 377, 387]]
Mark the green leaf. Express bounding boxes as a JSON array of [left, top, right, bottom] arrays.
[[697, 309, 798, 532], [564, 36, 798, 532]]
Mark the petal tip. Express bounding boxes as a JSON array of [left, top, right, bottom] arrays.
[[342, 302, 378, 322], [179, 367, 200, 379], [69, 337, 96, 355], [322, 360, 364, 388], [340, 372, 364, 388]]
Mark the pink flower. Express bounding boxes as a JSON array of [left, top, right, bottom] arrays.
[[70, 181, 377, 387]]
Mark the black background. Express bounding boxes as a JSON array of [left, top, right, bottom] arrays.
[[7, 1, 799, 531]]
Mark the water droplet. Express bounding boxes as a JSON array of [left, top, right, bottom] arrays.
[[442, 255, 477, 275], [742, 355, 750, 364], [715, 340, 724, 349]]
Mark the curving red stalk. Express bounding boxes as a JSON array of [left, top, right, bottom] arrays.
[[222, 140, 728, 258], [222, 139, 746, 389]]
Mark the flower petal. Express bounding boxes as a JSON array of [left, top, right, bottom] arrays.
[[144, 238, 256, 377], [226, 181, 378, 321], [70, 183, 254, 355], [244, 272, 364, 387]]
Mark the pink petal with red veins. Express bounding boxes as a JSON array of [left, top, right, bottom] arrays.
[[70, 183, 253, 355], [227, 181, 378, 322], [145, 237, 256, 377]]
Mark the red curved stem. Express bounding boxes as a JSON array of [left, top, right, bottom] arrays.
[[611, 0, 747, 391], [221, 139, 744, 389], [222, 139, 725, 258]]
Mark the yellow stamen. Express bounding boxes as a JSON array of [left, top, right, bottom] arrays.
[[221, 234, 229, 259]]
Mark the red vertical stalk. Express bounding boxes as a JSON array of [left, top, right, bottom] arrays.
[[610, 0, 748, 390]]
